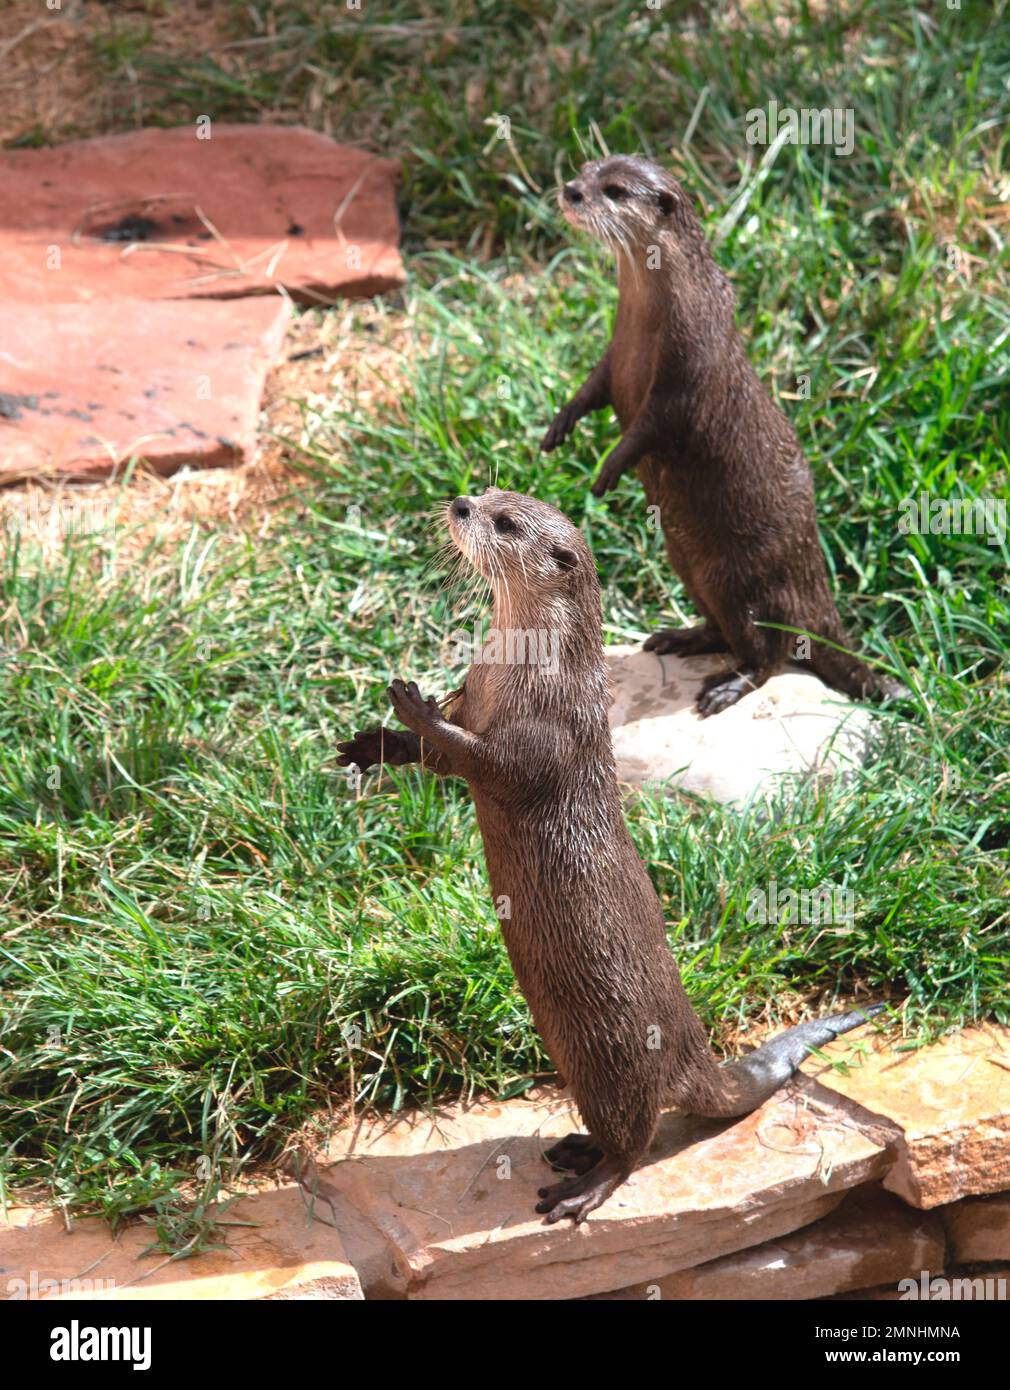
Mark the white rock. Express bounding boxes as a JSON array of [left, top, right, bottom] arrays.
[[605, 643, 873, 804]]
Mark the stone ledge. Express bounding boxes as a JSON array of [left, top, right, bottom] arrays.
[[6, 1028, 1008, 1301], [0, 297, 292, 481], [316, 1083, 889, 1300]]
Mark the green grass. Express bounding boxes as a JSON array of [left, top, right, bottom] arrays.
[[2, 0, 1009, 1227]]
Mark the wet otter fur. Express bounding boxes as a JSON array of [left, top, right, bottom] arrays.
[[543, 154, 906, 717], [337, 489, 883, 1222]]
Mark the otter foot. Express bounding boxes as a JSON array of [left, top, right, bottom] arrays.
[[536, 1155, 630, 1224], [644, 624, 728, 657], [543, 1133, 604, 1175], [696, 667, 770, 717]]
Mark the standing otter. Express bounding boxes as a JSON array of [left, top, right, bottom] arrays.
[[542, 154, 905, 716], [337, 489, 882, 1222]]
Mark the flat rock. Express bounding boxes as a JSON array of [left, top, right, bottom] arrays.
[[317, 1085, 888, 1300], [593, 1185, 945, 1300], [0, 297, 291, 481], [605, 645, 872, 804], [943, 1192, 1010, 1264], [1, 1185, 362, 1301], [802, 1026, 1010, 1208], [0, 125, 404, 303]]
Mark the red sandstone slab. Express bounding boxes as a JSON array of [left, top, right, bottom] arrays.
[[0, 297, 291, 481], [0, 125, 404, 303], [594, 1185, 945, 1301], [802, 1026, 1010, 1208], [943, 1192, 1010, 1263]]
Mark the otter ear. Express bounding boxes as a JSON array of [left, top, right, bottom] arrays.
[[656, 189, 676, 216], [551, 544, 578, 571]]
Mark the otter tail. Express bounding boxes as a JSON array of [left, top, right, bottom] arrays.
[[689, 1003, 884, 1119], [808, 640, 908, 702]]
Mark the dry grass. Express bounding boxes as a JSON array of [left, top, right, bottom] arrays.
[[0, 0, 235, 146]]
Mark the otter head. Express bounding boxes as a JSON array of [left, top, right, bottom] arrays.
[[559, 154, 695, 253], [445, 488, 599, 628]]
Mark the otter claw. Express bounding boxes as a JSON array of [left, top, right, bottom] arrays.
[[590, 460, 625, 497], [695, 669, 759, 717], [590, 474, 614, 498], [535, 1156, 629, 1224]]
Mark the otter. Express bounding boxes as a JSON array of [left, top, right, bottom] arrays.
[[337, 489, 882, 1222], [542, 154, 906, 716]]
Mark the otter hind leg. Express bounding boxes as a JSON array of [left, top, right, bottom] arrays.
[[543, 1133, 604, 1174], [692, 607, 794, 716], [644, 623, 729, 657], [536, 1154, 632, 1224]]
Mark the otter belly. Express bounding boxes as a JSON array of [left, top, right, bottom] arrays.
[[636, 454, 712, 607]]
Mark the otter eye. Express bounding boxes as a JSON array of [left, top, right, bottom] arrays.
[[493, 514, 517, 535], [603, 185, 626, 201]]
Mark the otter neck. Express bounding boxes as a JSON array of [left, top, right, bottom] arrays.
[[616, 241, 732, 349], [488, 575, 604, 684]]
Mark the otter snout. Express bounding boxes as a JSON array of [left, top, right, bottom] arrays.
[[559, 181, 586, 227], [446, 493, 483, 571]]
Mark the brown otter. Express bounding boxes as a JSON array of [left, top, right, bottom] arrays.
[[337, 489, 883, 1222], [542, 154, 906, 716]]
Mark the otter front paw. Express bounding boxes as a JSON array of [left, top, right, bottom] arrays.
[[541, 405, 578, 453], [336, 727, 385, 772], [337, 727, 411, 771], [644, 624, 729, 657], [387, 679, 443, 735], [590, 454, 627, 497]]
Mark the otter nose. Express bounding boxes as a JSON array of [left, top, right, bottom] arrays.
[[450, 497, 472, 521], [563, 183, 583, 205]]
